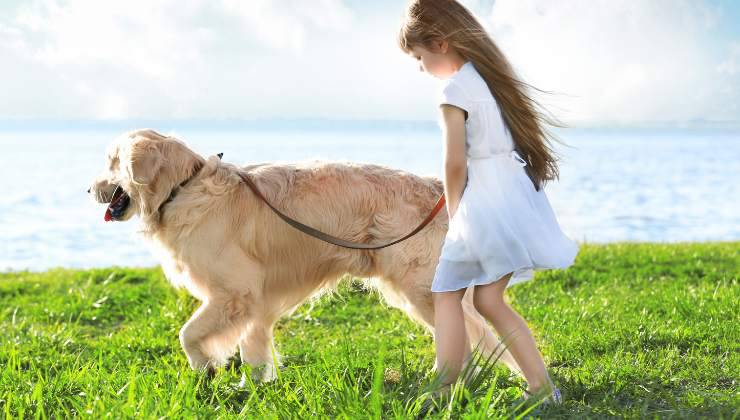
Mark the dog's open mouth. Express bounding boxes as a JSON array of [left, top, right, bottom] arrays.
[[104, 185, 131, 222]]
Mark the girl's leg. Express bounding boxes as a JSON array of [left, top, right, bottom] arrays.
[[432, 288, 469, 386], [473, 273, 554, 393]]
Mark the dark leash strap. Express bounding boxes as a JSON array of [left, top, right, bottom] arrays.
[[223, 153, 447, 250]]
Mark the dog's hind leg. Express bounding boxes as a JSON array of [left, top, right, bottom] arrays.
[[238, 320, 281, 383]]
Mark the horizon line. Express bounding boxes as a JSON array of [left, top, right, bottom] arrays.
[[0, 117, 739, 131]]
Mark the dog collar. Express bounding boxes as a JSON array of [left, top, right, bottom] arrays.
[[157, 152, 223, 218]]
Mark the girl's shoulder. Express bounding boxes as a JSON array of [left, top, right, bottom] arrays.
[[437, 62, 493, 110], [440, 62, 475, 94], [437, 79, 471, 114], [458, 62, 494, 101]]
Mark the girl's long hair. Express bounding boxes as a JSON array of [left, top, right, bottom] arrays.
[[398, 0, 569, 190]]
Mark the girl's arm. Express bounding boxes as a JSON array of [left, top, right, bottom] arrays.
[[439, 104, 467, 219]]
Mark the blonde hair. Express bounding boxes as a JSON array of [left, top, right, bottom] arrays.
[[398, 0, 569, 190]]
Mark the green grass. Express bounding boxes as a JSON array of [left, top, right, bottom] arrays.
[[1, 242, 738, 418]]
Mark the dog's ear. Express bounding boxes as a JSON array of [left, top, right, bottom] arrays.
[[125, 138, 162, 185]]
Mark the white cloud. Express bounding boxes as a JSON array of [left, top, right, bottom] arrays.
[[0, 0, 736, 125], [466, 0, 736, 124], [0, 0, 356, 119], [221, 0, 353, 52]]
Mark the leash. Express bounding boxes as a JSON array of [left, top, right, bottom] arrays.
[[157, 152, 447, 250], [237, 170, 446, 250]]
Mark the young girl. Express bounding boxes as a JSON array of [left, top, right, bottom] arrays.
[[398, 0, 580, 404]]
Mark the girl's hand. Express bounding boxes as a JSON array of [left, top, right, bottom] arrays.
[[439, 104, 467, 220]]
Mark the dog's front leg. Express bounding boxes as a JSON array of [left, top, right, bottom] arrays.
[[179, 299, 236, 374], [238, 321, 281, 383]]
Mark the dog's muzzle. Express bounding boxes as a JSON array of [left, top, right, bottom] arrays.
[[104, 185, 131, 222]]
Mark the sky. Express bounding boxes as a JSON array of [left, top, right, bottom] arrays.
[[0, 0, 738, 127]]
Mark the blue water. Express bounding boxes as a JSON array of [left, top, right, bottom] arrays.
[[1, 124, 738, 272]]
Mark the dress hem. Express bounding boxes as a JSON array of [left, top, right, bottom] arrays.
[[430, 261, 568, 293]]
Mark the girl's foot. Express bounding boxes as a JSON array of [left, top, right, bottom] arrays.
[[429, 383, 452, 399], [522, 383, 563, 405]]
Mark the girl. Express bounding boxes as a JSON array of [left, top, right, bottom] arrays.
[[398, 0, 580, 404]]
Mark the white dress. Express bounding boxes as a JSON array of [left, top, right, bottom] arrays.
[[431, 61, 580, 293]]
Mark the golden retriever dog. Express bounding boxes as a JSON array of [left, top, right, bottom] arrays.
[[88, 128, 523, 382]]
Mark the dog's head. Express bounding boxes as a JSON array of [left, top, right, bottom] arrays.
[[88, 128, 203, 224]]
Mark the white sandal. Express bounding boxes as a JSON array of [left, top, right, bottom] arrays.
[[523, 385, 563, 405]]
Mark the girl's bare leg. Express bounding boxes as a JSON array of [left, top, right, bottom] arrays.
[[473, 272, 554, 393], [432, 287, 469, 386]]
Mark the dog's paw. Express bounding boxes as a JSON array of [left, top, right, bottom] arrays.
[[187, 357, 219, 379], [245, 362, 279, 383], [193, 363, 218, 379], [204, 364, 217, 379], [236, 364, 278, 388]]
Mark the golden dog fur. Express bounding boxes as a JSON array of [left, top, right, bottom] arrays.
[[89, 128, 523, 381]]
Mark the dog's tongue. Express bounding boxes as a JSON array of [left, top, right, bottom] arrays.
[[104, 186, 123, 222]]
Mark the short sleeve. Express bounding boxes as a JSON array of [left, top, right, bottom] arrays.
[[437, 80, 470, 113]]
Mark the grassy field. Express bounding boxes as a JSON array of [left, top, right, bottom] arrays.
[[0, 242, 738, 418]]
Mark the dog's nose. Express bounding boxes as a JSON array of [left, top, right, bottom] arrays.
[[87, 187, 91, 194]]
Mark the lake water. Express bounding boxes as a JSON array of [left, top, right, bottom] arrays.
[[1, 123, 738, 272]]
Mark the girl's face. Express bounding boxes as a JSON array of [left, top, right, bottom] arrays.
[[408, 41, 461, 79]]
